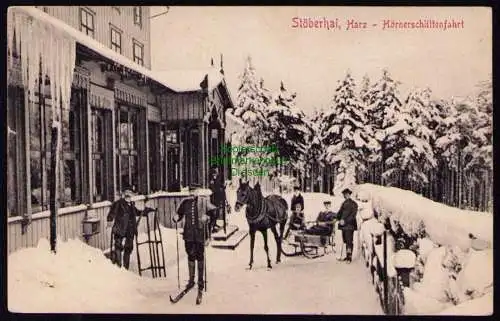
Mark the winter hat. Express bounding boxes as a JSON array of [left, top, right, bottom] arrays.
[[342, 188, 352, 195]]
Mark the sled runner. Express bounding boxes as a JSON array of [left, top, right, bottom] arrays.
[[281, 220, 336, 259]]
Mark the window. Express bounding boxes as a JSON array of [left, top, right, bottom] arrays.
[[133, 7, 142, 27], [117, 105, 139, 193], [166, 129, 181, 192], [148, 122, 162, 192], [110, 26, 122, 54], [29, 87, 84, 213], [80, 7, 95, 38], [7, 86, 27, 217], [133, 41, 144, 66], [61, 90, 84, 207], [91, 108, 112, 202], [190, 129, 200, 185]]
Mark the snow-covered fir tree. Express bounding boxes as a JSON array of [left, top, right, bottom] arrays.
[[321, 71, 377, 195], [383, 87, 437, 190], [267, 81, 311, 172], [234, 56, 270, 147], [359, 74, 371, 104], [365, 69, 403, 185]]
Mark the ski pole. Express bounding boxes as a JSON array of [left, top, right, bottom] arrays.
[[175, 219, 180, 289]]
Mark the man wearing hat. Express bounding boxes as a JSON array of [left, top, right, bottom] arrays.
[[305, 200, 337, 236], [106, 190, 142, 269], [171, 184, 217, 305], [337, 188, 358, 263], [291, 185, 305, 213]]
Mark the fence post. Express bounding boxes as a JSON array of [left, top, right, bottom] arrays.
[[383, 230, 388, 314]]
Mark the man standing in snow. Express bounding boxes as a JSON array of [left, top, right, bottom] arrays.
[[171, 184, 217, 305], [208, 166, 225, 233], [291, 185, 305, 213], [106, 190, 142, 270], [337, 188, 358, 263]]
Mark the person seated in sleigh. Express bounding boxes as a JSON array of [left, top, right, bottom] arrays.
[[284, 203, 306, 238], [305, 200, 337, 236]]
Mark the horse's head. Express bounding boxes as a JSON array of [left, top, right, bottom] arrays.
[[234, 178, 252, 212]]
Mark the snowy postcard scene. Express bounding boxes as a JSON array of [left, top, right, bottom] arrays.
[[6, 6, 493, 316]]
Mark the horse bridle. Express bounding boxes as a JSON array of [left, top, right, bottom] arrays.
[[238, 187, 267, 224]]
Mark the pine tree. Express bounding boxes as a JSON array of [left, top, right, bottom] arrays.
[[321, 71, 377, 195], [383, 87, 437, 190], [365, 69, 403, 185], [359, 74, 371, 104], [234, 56, 270, 147], [267, 81, 311, 174]]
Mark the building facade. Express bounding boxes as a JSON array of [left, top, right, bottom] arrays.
[[7, 6, 233, 254], [36, 6, 152, 69]]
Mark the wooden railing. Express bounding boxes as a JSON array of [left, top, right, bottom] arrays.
[[367, 229, 406, 315]]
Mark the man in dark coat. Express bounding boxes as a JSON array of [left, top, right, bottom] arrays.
[[290, 186, 304, 213], [106, 191, 142, 269], [208, 167, 226, 233], [337, 188, 358, 263], [306, 200, 337, 236], [173, 184, 217, 304]]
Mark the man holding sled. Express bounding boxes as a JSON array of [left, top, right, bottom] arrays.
[[171, 184, 217, 305]]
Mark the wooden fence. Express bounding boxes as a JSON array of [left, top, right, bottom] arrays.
[[7, 192, 191, 254]]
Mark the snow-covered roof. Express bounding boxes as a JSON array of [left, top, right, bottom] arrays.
[[226, 111, 246, 127], [152, 68, 224, 93], [10, 6, 177, 92]]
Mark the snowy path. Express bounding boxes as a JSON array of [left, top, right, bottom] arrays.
[[133, 234, 383, 314], [128, 191, 383, 314]]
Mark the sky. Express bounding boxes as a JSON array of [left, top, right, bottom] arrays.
[[150, 6, 491, 115]]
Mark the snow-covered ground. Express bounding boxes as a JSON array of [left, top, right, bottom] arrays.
[[8, 189, 381, 314], [8, 185, 492, 314]]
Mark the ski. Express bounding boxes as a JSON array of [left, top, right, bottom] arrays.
[[169, 286, 194, 304]]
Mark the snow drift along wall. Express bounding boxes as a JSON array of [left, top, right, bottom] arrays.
[[354, 184, 492, 251]]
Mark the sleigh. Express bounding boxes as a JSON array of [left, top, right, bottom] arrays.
[[281, 220, 336, 259]]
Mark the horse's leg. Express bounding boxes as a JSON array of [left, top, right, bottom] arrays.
[[248, 228, 256, 270], [261, 229, 272, 269], [270, 225, 281, 264]]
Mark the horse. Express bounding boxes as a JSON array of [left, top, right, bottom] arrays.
[[234, 178, 288, 269]]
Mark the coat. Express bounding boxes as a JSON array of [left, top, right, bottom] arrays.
[[316, 210, 337, 234], [291, 194, 304, 211], [209, 173, 226, 206], [176, 196, 213, 243], [337, 198, 358, 231], [107, 198, 140, 238]]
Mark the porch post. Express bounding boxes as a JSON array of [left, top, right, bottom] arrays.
[[200, 121, 206, 188]]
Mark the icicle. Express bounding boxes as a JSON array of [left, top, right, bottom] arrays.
[[7, 9, 15, 71]]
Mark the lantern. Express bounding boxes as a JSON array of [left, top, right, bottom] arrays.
[[393, 249, 416, 287], [82, 206, 101, 242]]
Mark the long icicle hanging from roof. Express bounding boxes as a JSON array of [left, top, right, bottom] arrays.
[[8, 7, 76, 238], [8, 7, 76, 128]]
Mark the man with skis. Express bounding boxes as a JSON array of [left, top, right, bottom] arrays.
[[171, 184, 217, 305], [337, 188, 358, 263]]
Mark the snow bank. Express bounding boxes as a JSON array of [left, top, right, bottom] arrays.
[[438, 292, 493, 315], [8, 237, 161, 313], [354, 184, 493, 250], [455, 249, 493, 300], [403, 287, 452, 314]]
